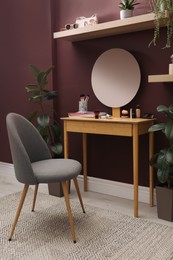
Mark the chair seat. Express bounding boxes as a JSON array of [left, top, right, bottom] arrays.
[[32, 159, 82, 183]]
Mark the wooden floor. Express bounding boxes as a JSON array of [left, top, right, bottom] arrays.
[[0, 164, 172, 228]]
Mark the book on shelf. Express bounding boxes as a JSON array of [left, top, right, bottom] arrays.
[[68, 111, 95, 118], [68, 111, 112, 119]]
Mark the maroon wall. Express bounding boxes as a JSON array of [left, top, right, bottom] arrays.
[[1, 0, 173, 188], [0, 0, 53, 162], [53, 0, 173, 187]]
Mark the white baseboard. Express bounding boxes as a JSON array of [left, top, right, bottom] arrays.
[[0, 162, 156, 204], [74, 175, 156, 204], [0, 162, 14, 173], [0, 161, 14, 168]]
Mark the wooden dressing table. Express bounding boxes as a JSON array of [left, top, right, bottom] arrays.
[[61, 116, 154, 218]]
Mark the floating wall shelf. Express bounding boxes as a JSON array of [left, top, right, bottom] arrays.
[[148, 74, 173, 83], [53, 13, 160, 42]]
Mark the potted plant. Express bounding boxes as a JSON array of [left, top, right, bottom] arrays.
[[26, 65, 64, 197], [26, 64, 63, 157], [149, 0, 173, 48], [148, 104, 173, 221], [118, 0, 140, 20]]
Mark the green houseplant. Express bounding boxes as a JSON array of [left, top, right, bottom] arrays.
[[148, 104, 173, 221], [26, 64, 63, 158], [118, 0, 139, 10], [149, 0, 173, 48], [119, 0, 140, 19]]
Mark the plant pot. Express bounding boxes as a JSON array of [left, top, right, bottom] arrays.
[[120, 10, 133, 20], [156, 185, 173, 222], [48, 181, 71, 197]]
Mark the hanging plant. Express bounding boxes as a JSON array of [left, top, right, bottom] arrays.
[[149, 0, 173, 48]]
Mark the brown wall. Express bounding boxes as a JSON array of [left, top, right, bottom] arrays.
[[0, 0, 53, 162], [1, 0, 173, 187], [53, 0, 173, 187]]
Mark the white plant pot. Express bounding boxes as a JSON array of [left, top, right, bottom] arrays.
[[120, 9, 133, 20]]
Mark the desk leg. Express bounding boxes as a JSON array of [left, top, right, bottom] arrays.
[[82, 133, 87, 192], [149, 132, 154, 207], [133, 125, 139, 218], [64, 125, 69, 159], [63, 126, 71, 192]]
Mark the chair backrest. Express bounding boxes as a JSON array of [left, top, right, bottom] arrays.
[[6, 113, 51, 184]]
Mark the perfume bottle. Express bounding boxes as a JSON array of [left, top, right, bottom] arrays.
[[136, 105, 141, 118]]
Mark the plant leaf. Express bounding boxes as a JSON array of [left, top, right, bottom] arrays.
[[50, 142, 63, 155], [37, 72, 48, 88], [157, 168, 169, 183], [26, 84, 38, 89], [149, 152, 159, 166], [29, 64, 40, 77], [148, 123, 166, 132], [29, 95, 42, 103], [37, 114, 50, 128], [43, 91, 57, 100], [165, 147, 173, 165], [157, 105, 171, 118], [45, 66, 54, 76], [165, 120, 173, 140]]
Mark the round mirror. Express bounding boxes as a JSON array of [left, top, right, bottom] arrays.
[[91, 48, 141, 108]]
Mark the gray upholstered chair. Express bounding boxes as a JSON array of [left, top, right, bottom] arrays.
[[6, 113, 85, 243]]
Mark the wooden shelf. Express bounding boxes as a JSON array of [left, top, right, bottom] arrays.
[[53, 13, 158, 42], [148, 74, 173, 83]]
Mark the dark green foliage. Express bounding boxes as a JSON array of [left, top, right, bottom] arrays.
[[148, 104, 173, 188], [149, 0, 173, 48], [26, 65, 63, 157]]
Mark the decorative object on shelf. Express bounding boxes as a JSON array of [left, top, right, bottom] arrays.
[[78, 94, 89, 112], [65, 23, 78, 30], [119, 0, 140, 20], [148, 104, 173, 221], [169, 54, 173, 74], [25, 65, 63, 157], [149, 0, 173, 48], [75, 14, 98, 28], [61, 14, 98, 31]]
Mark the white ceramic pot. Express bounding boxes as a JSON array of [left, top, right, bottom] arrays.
[[120, 9, 133, 20]]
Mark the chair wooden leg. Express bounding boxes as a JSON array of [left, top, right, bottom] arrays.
[[9, 184, 29, 241], [61, 181, 76, 243], [32, 184, 39, 212], [73, 178, 85, 213]]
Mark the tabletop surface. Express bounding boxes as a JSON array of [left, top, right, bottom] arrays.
[[61, 116, 155, 124]]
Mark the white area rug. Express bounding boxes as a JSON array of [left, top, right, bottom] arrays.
[[0, 190, 173, 260]]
